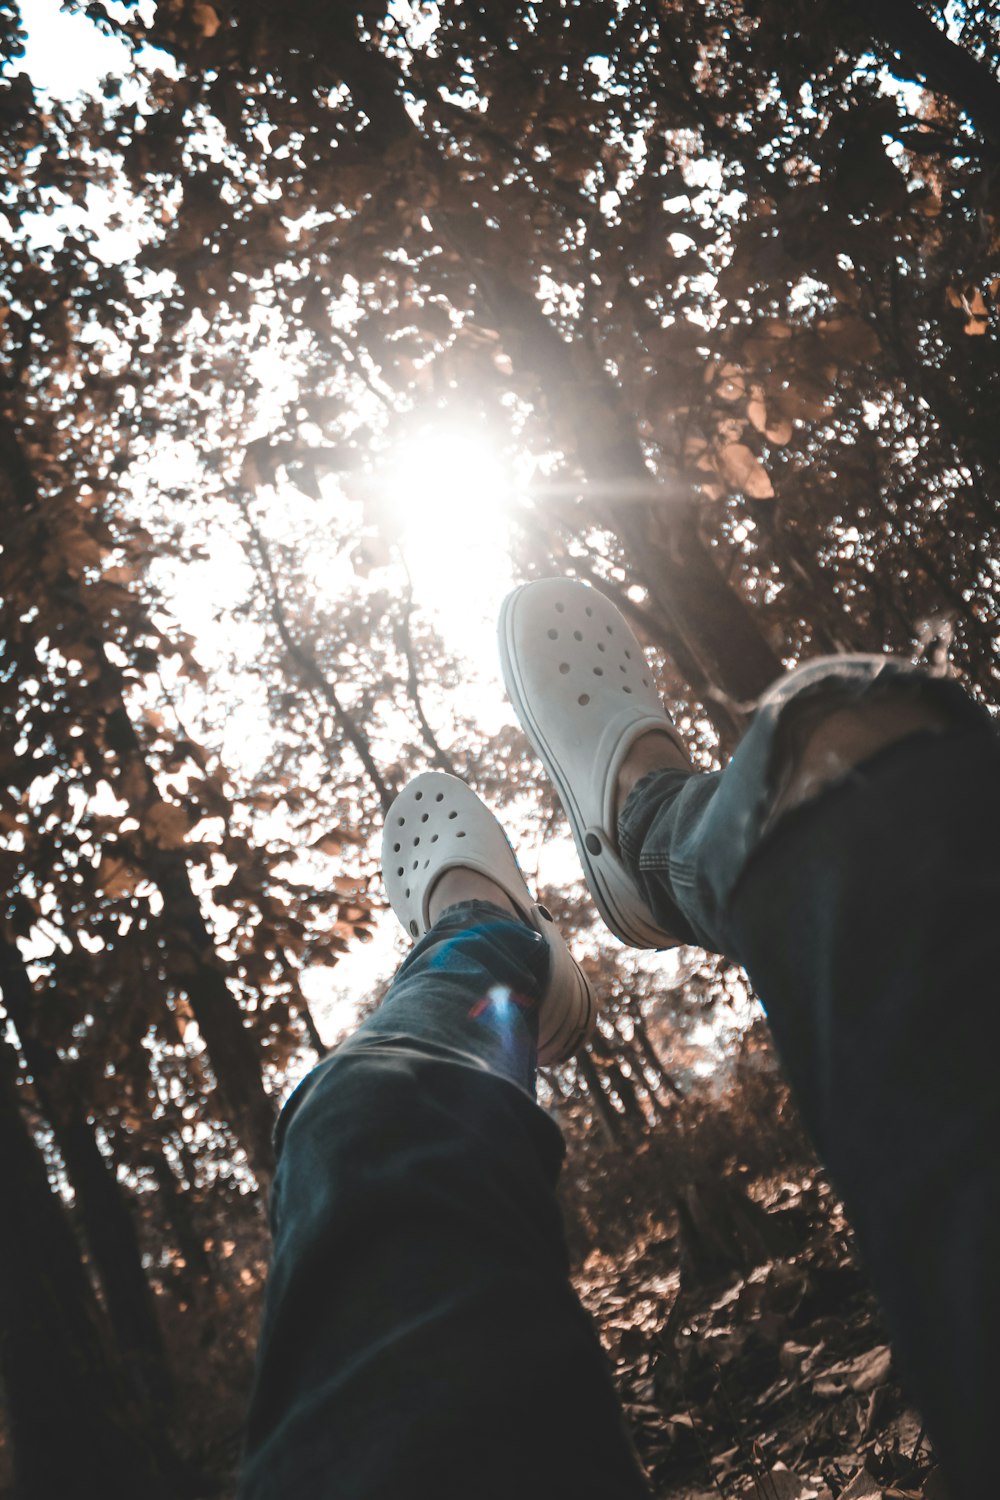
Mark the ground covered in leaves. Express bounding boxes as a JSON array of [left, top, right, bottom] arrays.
[[572, 1167, 949, 1500]]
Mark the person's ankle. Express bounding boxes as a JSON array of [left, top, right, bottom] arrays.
[[426, 867, 522, 926], [614, 730, 692, 843]]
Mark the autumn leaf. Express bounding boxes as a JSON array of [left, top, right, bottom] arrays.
[[142, 802, 191, 849], [96, 853, 141, 898], [58, 526, 105, 577], [748, 395, 794, 446], [192, 1, 220, 37], [311, 831, 345, 857], [714, 362, 747, 402], [716, 442, 775, 499], [816, 315, 880, 364]]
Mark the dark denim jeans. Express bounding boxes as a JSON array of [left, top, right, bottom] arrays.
[[241, 908, 647, 1499], [241, 663, 998, 1500]]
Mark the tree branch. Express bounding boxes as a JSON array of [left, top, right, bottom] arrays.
[[852, 0, 1000, 150], [238, 494, 395, 813], [395, 568, 460, 776]]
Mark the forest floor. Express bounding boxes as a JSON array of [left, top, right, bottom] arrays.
[[0, 1086, 953, 1500], [574, 1166, 949, 1500]]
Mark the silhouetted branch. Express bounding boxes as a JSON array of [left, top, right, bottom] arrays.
[[396, 569, 459, 776], [239, 495, 395, 814]]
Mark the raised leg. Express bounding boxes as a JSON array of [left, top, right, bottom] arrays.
[[240, 901, 649, 1500], [618, 675, 998, 1500]]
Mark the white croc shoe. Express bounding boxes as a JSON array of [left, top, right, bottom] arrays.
[[498, 578, 690, 950], [381, 771, 596, 1065]]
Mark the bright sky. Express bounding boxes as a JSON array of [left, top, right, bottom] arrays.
[[16, 0, 159, 97]]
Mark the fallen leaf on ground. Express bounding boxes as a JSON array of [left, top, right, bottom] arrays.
[[839, 1469, 883, 1499]]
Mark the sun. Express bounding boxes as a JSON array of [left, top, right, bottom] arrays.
[[380, 422, 520, 674], [393, 425, 513, 527]]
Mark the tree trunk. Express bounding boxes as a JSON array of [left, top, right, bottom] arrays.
[[0, 1034, 172, 1499], [0, 934, 174, 1411], [473, 263, 784, 704], [147, 1146, 217, 1304], [676, 1174, 790, 1287], [575, 1044, 625, 1145], [630, 1011, 685, 1102], [0, 415, 276, 1186], [602, 1052, 649, 1130]]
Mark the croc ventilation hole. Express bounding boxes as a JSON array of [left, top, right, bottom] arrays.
[[392, 785, 467, 917], [553, 598, 647, 697]]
